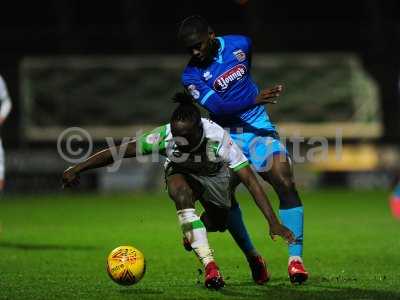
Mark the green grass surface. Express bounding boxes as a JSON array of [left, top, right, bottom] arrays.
[[0, 189, 399, 300]]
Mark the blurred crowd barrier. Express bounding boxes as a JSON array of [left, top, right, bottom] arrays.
[[20, 53, 379, 139], [6, 143, 397, 193]]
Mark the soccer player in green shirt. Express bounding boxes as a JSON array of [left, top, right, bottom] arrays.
[[62, 92, 294, 290]]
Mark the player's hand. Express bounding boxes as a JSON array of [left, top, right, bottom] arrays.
[[269, 223, 295, 244], [255, 84, 284, 105], [62, 166, 80, 188]]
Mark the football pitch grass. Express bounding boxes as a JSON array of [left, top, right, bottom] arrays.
[[0, 189, 399, 300]]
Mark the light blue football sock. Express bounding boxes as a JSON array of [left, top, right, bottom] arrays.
[[227, 203, 256, 256], [279, 206, 304, 257]]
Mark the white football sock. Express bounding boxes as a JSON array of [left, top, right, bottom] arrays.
[[177, 208, 214, 267]]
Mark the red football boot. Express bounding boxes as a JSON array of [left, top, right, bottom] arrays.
[[248, 255, 270, 285], [204, 261, 225, 290], [390, 196, 400, 219], [288, 259, 309, 284]]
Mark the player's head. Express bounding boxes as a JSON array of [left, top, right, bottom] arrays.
[[178, 15, 218, 64], [170, 92, 203, 152]]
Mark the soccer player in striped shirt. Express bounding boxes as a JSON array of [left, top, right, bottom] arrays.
[[62, 92, 294, 289]]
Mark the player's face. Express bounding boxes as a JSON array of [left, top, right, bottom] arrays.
[[186, 33, 216, 63], [187, 38, 209, 61], [171, 120, 203, 152]]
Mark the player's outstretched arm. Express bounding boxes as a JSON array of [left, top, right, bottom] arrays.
[[183, 69, 284, 115], [236, 166, 295, 243], [62, 140, 137, 188]]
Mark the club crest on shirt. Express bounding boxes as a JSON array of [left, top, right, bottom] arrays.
[[213, 64, 247, 92], [146, 132, 161, 144], [233, 49, 246, 62], [203, 71, 212, 81]]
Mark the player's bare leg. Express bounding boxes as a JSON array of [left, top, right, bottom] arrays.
[[167, 174, 224, 289], [259, 153, 308, 284], [183, 179, 270, 285]]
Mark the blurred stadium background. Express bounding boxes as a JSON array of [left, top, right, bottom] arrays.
[[0, 0, 399, 192], [1, 1, 400, 299]]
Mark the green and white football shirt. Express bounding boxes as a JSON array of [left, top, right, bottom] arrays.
[[137, 118, 249, 175]]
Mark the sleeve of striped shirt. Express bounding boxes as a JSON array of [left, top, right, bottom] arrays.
[[137, 125, 168, 155], [218, 131, 249, 172]]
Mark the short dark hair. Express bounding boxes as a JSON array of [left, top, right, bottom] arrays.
[[170, 91, 201, 125], [178, 15, 212, 47]]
